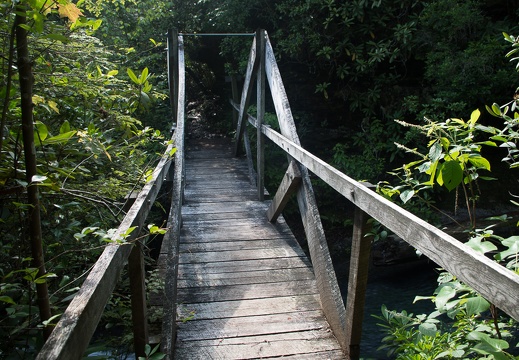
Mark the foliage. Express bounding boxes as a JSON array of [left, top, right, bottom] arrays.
[[375, 268, 518, 359], [0, 0, 170, 356], [378, 109, 495, 228]]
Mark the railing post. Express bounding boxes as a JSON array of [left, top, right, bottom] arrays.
[[231, 75, 239, 129], [256, 29, 266, 201], [167, 29, 179, 127], [344, 184, 375, 359], [128, 241, 149, 358]]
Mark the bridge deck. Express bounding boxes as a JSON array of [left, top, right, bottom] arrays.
[[171, 138, 345, 359]]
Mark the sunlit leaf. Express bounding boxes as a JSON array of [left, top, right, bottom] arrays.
[[127, 68, 139, 84], [58, 3, 84, 23]]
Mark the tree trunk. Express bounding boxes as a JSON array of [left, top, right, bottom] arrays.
[[16, 5, 53, 340]]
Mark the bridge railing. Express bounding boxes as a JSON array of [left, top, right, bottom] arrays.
[[35, 30, 186, 360], [231, 29, 519, 359]]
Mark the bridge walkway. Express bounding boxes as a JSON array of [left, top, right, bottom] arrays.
[[170, 137, 345, 359]]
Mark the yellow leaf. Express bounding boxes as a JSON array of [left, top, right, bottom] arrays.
[[48, 100, 59, 114], [58, 3, 84, 23], [32, 95, 45, 105]]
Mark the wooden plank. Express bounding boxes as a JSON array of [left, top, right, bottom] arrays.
[[175, 310, 329, 341], [177, 267, 316, 288], [182, 200, 270, 215], [233, 36, 257, 156], [128, 242, 148, 357], [175, 257, 313, 276], [177, 280, 318, 304], [175, 331, 342, 359], [254, 113, 519, 322], [179, 247, 306, 264], [256, 29, 266, 200], [179, 237, 302, 253], [344, 207, 373, 358], [180, 223, 294, 242]]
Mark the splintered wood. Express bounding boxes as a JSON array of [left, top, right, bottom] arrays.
[[169, 138, 345, 359]]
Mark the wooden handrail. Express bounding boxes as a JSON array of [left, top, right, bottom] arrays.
[[36, 30, 185, 360], [231, 30, 519, 358], [161, 31, 186, 359], [35, 139, 176, 360]]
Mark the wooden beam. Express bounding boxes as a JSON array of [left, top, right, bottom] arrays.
[[129, 241, 149, 357], [263, 35, 349, 351], [267, 161, 301, 222], [344, 205, 374, 359], [161, 35, 186, 359], [233, 36, 257, 156], [256, 29, 266, 201], [167, 29, 179, 128]]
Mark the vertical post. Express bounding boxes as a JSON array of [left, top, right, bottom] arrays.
[[344, 192, 374, 359], [256, 29, 266, 201], [231, 75, 239, 129], [129, 242, 149, 357], [167, 29, 179, 127]]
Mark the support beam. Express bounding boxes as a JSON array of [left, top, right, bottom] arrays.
[[128, 242, 149, 357], [267, 161, 301, 222], [256, 29, 266, 201], [344, 201, 374, 359]]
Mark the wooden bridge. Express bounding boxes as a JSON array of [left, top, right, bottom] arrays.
[[36, 30, 519, 360]]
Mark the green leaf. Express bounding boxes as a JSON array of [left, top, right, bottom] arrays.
[[127, 68, 139, 84], [60, 120, 71, 134], [31, 175, 48, 183], [399, 189, 414, 204], [469, 109, 480, 127], [465, 296, 490, 316], [435, 285, 456, 310], [468, 331, 509, 353], [139, 67, 149, 84], [34, 121, 49, 145], [467, 156, 491, 171], [438, 161, 463, 191], [418, 322, 437, 337], [494, 236, 519, 261], [0, 296, 16, 305], [466, 236, 497, 254], [43, 131, 77, 145], [428, 141, 442, 162]]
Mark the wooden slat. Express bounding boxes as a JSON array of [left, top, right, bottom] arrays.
[[267, 160, 302, 222]]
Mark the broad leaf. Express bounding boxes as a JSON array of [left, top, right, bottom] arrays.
[[468, 156, 491, 171], [43, 131, 77, 145], [399, 189, 414, 204], [466, 236, 497, 254], [438, 161, 463, 191], [494, 236, 519, 261], [465, 296, 490, 316], [34, 121, 49, 145], [435, 285, 456, 310], [469, 108, 481, 127]]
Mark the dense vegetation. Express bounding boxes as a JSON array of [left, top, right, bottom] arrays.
[[1, 0, 519, 358]]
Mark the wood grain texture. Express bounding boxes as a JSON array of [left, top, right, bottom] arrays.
[[168, 137, 345, 359]]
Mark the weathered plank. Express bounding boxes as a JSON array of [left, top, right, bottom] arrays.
[[267, 160, 301, 222], [176, 310, 330, 341], [173, 256, 313, 275], [175, 331, 343, 359]]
